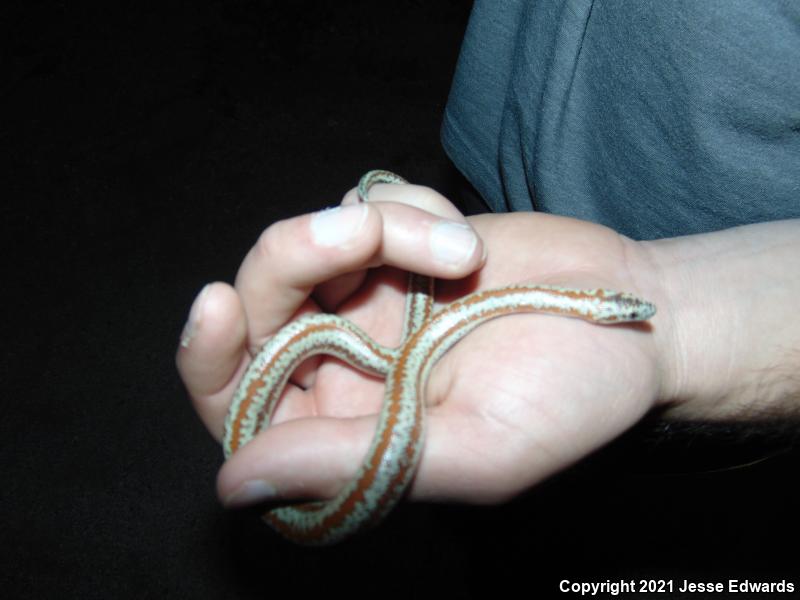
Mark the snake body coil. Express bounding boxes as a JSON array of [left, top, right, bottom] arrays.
[[223, 171, 656, 545]]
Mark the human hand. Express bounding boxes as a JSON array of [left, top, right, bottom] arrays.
[[176, 182, 664, 508]]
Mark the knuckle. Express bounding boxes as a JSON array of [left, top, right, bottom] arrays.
[[254, 221, 288, 262], [410, 185, 445, 208]]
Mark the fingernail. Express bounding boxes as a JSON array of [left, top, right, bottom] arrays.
[[225, 479, 278, 508], [310, 204, 368, 247], [180, 284, 211, 348], [430, 221, 478, 267]]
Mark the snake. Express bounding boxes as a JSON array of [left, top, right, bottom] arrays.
[[222, 170, 657, 545]]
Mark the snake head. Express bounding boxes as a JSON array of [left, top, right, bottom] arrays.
[[594, 291, 657, 324]]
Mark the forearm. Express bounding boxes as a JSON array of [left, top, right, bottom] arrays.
[[641, 219, 800, 420]]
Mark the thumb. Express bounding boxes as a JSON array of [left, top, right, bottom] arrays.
[[217, 416, 377, 507], [216, 402, 532, 510]]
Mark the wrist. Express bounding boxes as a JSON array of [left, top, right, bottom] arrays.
[[638, 220, 800, 420]]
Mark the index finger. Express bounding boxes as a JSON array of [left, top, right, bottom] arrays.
[[235, 202, 384, 351]]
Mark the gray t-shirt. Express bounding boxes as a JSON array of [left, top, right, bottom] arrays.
[[441, 1, 800, 240]]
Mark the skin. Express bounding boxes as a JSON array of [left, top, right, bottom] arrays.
[[175, 181, 800, 508]]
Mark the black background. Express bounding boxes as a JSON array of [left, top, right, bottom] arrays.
[[3, 1, 798, 598]]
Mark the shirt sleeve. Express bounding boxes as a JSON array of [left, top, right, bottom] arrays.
[[442, 0, 800, 240]]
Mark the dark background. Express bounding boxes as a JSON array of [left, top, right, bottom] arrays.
[[3, 1, 798, 598]]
